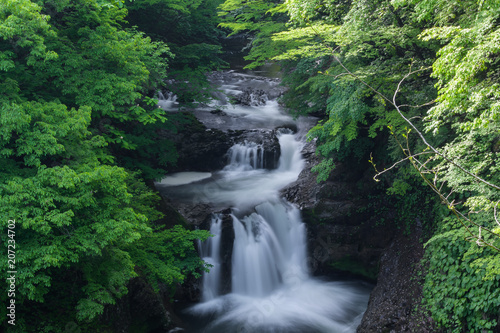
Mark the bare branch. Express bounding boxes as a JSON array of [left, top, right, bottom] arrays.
[[399, 99, 436, 108], [495, 201, 500, 228], [372, 151, 433, 181], [392, 69, 500, 191], [433, 169, 439, 186], [333, 73, 351, 79]]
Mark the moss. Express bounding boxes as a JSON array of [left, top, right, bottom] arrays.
[[329, 256, 378, 280]]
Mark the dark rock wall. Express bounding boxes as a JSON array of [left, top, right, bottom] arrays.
[[159, 113, 233, 172], [357, 222, 436, 333], [161, 113, 283, 173], [218, 212, 235, 295], [104, 277, 179, 333], [282, 140, 392, 280], [233, 129, 281, 169]]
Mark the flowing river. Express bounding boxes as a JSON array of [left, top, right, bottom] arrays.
[[156, 70, 371, 333]]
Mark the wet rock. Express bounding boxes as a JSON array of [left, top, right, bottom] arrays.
[[175, 202, 213, 227], [210, 109, 228, 116], [219, 212, 234, 295], [159, 112, 232, 172], [104, 277, 179, 333], [177, 131, 231, 172], [206, 70, 228, 83], [282, 140, 387, 279], [233, 87, 268, 106], [175, 270, 203, 305], [160, 112, 293, 173], [276, 123, 298, 133]]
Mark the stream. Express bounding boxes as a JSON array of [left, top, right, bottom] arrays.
[[155, 70, 371, 333]]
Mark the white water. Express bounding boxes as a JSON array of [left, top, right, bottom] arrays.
[[200, 215, 222, 301], [156, 71, 370, 333], [158, 71, 296, 131], [231, 201, 309, 297], [224, 142, 264, 171], [157, 91, 178, 110]]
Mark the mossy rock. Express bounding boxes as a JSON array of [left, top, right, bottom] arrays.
[[329, 256, 378, 281]]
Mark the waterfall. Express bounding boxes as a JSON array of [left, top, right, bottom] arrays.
[[231, 201, 309, 297], [156, 71, 370, 333], [224, 142, 264, 171], [200, 215, 222, 301], [231, 210, 284, 297], [276, 130, 304, 174], [157, 91, 178, 110], [188, 132, 369, 333]]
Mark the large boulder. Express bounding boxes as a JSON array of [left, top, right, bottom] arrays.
[[233, 87, 268, 106], [159, 112, 233, 172]]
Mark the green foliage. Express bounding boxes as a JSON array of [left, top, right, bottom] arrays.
[[271, 23, 337, 61], [128, 225, 210, 292], [0, 0, 180, 178], [243, 0, 435, 176], [0, 0, 58, 64], [278, 57, 331, 116], [218, 0, 288, 68], [311, 157, 334, 182], [308, 80, 371, 156], [423, 217, 500, 332], [0, 0, 211, 330], [414, 4, 500, 328], [422, 14, 500, 133], [0, 102, 148, 322]]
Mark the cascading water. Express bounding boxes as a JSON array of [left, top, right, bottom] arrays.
[[157, 91, 178, 110], [231, 201, 309, 297], [200, 215, 222, 301], [156, 71, 371, 333], [224, 142, 264, 171]]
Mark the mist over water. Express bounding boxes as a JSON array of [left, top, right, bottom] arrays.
[[156, 71, 371, 333]]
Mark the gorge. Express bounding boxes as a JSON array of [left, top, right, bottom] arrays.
[[3, 0, 499, 331], [156, 71, 372, 332]]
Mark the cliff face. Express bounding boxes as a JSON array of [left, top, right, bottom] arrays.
[[281, 140, 436, 332], [356, 223, 436, 333], [282, 139, 390, 280]]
